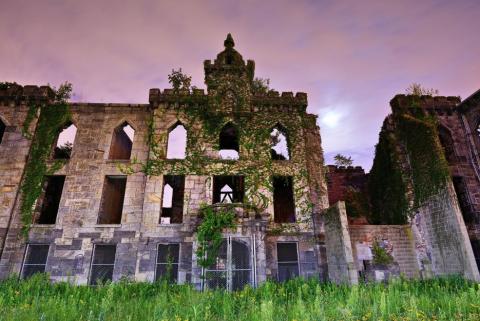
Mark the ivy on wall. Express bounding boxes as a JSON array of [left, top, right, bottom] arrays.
[[368, 96, 450, 224], [19, 83, 72, 236]]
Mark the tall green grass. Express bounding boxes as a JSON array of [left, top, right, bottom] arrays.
[[0, 275, 478, 320]]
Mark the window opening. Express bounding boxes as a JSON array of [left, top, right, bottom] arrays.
[[213, 176, 244, 204], [98, 176, 127, 224], [155, 244, 180, 282], [0, 118, 5, 144], [35, 175, 65, 224], [438, 126, 456, 163], [452, 176, 474, 223], [219, 123, 239, 159], [53, 123, 77, 159], [270, 126, 290, 160], [89, 244, 116, 285], [167, 123, 187, 159], [21, 244, 49, 279], [273, 176, 296, 223], [277, 242, 299, 282], [108, 122, 134, 160], [160, 175, 185, 224]]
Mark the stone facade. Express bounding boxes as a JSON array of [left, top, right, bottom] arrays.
[[0, 35, 329, 288]]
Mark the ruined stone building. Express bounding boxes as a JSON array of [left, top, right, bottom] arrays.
[[1, 35, 480, 288], [0, 35, 330, 289]]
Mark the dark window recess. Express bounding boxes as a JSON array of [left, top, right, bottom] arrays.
[[156, 244, 180, 282], [53, 123, 77, 159], [98, 176, 127, 224], [22, 244, 49, 279], [277, 243, 299, 282], [35, 176, 65, 224], [213, 176, 244, 204], [273, 176, 296, 223], [219, 123, 239, 151], [470, 240, 480, 271], [438, 126, 456, 163], [89, 245, 116, 285], [108, 122, 134, 160], [452, 176, 474, 223], [160, 175, 185, 224], [0, 118, 5, 144]]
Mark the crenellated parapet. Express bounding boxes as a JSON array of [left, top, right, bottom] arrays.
[[251, 91, 307, 112], [148, 88, 208, 108], [390, 94, 461, 116], [0, 84, 54, 104]]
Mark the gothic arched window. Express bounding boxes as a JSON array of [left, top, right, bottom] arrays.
[[0, 118, 5, 145], [438, 126, 456, 163], [270, 125, 290, 160], [166, 122, 187, 159], [108, 122, 135, 160], [219, 122, 239, 159], [53, 123, 77, 159]]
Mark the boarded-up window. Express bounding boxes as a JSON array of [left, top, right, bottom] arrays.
[[21, 244, 49, 279], [0, 118, 5, 144], [35, 176, 65, 224], [273, 176, 296, 223], [108, 122, 134, 160], [89, 244, 116, 285], [98, 176, 127, 224], [213, 176, 244, 203], [160, 175, 185, 224], [155, 244, 180, 282], [277, 242, 299, 282]]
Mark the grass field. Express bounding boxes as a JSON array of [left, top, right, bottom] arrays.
[[0, 275, 479, 321]]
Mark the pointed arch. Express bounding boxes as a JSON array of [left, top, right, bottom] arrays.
[[270, 123, 290, 160], [166, 121, 187, 159], [219, 122, 239, 159], [53, 122, 77, 159], [437, 125, 456, 163], [108, 121, 135, 160]]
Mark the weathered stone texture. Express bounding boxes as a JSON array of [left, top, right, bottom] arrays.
[[324, 202, 358, 284]]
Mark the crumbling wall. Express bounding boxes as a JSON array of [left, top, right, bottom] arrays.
[[413, 183, 479, 280], [348, 224, 419, 278], [324, 202, 358, 284]]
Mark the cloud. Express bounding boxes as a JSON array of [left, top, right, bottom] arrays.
[[1, 0, 479, 170]]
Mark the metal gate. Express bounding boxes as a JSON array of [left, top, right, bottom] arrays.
[[203, 237, 255, 291]]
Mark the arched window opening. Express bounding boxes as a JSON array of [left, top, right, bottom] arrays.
[[108, 122, 135, 160], [0, 118, 5, 145], [160, 175, 185, 224], [213, 176, 244, 204], [220, 184, 234, 203], [270, 126, 290, 160], [53, 123, 77, 159], [167, 123, 187, 159], [219, 123, 239, 160], [438, 126, 456, 163]]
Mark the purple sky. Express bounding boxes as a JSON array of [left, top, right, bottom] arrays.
[[1, 0, 479, 170]]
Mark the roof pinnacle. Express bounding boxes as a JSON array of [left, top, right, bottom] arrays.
[[224, 33, 235, 48]]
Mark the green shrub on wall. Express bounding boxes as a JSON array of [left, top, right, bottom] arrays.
[[19, 83, 72, 236]]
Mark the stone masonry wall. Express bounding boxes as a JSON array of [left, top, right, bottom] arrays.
[[324, 202, 358, 284]]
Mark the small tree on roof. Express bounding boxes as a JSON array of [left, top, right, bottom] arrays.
[[334, 154, 353, 167]]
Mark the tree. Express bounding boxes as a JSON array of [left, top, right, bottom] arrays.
[[251, 77, 270, 94], [168, 68, 192, 92], [334, 154, 353, 167], [405, 83, 439, 97]]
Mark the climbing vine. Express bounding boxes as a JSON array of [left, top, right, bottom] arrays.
[[19, 83, 72, 236], [195, 205, 235, 268], [368, 96, 450, 224]]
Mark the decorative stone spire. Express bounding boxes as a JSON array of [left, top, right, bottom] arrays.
[[224, 33, 235, 49]]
